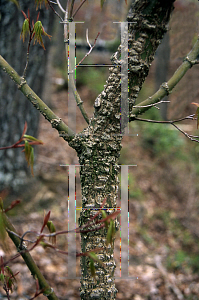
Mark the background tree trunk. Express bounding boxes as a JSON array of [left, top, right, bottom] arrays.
[[0, 0, 54, 191]]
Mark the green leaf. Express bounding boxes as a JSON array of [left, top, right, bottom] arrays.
[[24, 140, 30, 159], [101, 210, 108, 229], [47, 221, 56, 234], [47, 221, 56, 245], [88, 252, 99, 261], [100, 0, 106, 8], [24, 140, 34, 175], [106, 219, 115, 247], [7, 277, 14, 292], [23, 134, 43, 143], [30, 147, 34, 175], [0, 197, 3, 211], [5, 266, 15, 280], [87, 252, 104, 267], [0, 212, 7, 251], [20, 18, 30, 42], [33, 21, 51, 50], [41, 211, 51, 233], [0, 273, 5, 283], [89, 259, 96, 279]]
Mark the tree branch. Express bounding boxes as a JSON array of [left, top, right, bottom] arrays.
[[72, 0, 87, 19], [133, 114, 195, 124], [0, 55, 75, 141], [134, 114, 199, 143], [2, 213, 59, 300], [130, 36, 199, 119], [56, 0, 66, 13], [69, 74, 90, 124], [69, 0, 76, 20]]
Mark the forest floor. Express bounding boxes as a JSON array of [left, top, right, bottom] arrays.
[[1, 78, 199, 300]]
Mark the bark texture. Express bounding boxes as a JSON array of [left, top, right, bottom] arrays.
[[0, 1, 54, 191], [67, 0, 175, 299]]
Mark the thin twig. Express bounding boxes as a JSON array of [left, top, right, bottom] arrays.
[[22, 11, 33, 79], [135, 100, 170, 109], [72, 0, 87, 19], [155, 255, 184, 300], [56, 0, 65, 13], [133, 114, 195, 124], [134, 114, 199, 143], [69, 74, 90, 123], [47, 0, 63, 21], [0, 55, 75, 141], [74, 30, 100, 70], [69, 0, 76, 20], [63, 0, 69, 41], [68, 30, 99, 123], [171, 123, 199, 143]]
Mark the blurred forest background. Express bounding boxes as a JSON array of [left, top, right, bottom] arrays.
[[1, 0, 199, 299]]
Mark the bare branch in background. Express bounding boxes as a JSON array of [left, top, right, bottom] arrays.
[[134, 114, 199, 143], [75, 30, 100, 69], [56, 0, 66, 13], [72, 0, 87, 19]]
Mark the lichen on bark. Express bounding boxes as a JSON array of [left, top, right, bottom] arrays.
[[68, 0, 175, 299]]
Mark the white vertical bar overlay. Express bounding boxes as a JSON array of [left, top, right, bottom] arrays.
[[68, 165, 76, 278], [121, 165, 129, 277], [68, 23, 76, 134]]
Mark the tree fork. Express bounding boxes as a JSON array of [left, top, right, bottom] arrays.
[[0, 1, 176, 299], [68, 0, 176, 299]]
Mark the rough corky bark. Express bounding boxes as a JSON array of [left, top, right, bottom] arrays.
[[67, 0, 175, 299]]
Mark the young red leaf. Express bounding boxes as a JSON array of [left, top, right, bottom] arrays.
[[35, 0, 49, 10], [21, 121, 28, 137], [21, 10, 28, 19], [4, 200, 21, 213], [36, 12, 40, 22], [0, 256, 4, 274], [40, 211, 51, 233]]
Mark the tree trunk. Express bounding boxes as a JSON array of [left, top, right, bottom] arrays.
[[0, 0, 54, 191], [68, 0, 176, 299]]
